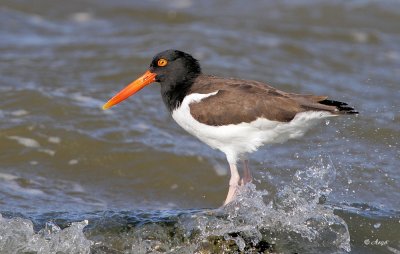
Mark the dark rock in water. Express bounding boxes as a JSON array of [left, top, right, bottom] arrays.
[[86, 209, 275, 253], [194, 235, 273, 254]]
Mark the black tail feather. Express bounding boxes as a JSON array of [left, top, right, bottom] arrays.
[[319, 99, 358, 114]]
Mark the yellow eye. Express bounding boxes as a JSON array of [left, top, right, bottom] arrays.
[[157, 58, 168, 67]]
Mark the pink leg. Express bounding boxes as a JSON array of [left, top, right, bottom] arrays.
[[223, 162, 240, 205], [241, 159, 252, 185]]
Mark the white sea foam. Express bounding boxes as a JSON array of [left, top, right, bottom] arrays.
[[0, 173, 19, 181], [8, 136, 40, 148], [351, 31, 369, 43], [39, 148, 56, 156], [211, 159, 228, 176], [0, 214, 92, 253], [48, 136, 61, 144], [71, 93, 104, 108], [180, 157, 351, 253], [70, 12, 93, 23], [0, 176, 45, 196], [68, 159, 79, 165], [11, 109, 29, 116]]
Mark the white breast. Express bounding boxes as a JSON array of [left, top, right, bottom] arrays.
[[172, 92, 334, 163]]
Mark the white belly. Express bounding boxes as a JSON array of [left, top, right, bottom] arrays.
[[172, 92, 334, 163]]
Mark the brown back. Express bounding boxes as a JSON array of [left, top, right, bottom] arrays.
[[188, 75, 339, 126]]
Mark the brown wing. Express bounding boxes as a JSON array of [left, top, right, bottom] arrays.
[[188, 75, 355, 126], [188, 75, 303, 125]]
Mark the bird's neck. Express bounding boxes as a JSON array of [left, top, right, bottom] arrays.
[[160, 74, 199, 112]]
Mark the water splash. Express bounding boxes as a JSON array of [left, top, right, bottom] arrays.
[[0, 214, 92, 253], [0, 158, 351, 253], [85, 158, 351, 253], [178, 157, 351, 253]]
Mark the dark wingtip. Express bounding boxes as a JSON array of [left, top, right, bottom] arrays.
[[319, 99, 358, 115]]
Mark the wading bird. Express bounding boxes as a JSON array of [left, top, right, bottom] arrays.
[[103, 50, 357, 205]]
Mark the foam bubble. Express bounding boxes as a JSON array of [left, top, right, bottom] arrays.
[[71, 93, 104, 108], [8, 136, 40, 148], [11, 109, 29, 116], [213, 163, 228, 176], [70, 12, 93, 23], [68, 159, 79, 165], [48, 136, 61, 144], [0, 173, 19, 181], [2, 178, 45, 196], [39, 148, 56, 156], [351, 31, 368, 43]]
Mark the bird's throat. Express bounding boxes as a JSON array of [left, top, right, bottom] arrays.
[[160, 75, 198, 112]]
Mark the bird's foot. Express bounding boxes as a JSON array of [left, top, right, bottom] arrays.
[[224, 176, 254, 205], [240, 159, 252, 186], [223, 183, 239, 205], [224, 163, 241, 205], [240, 175, 253, 186]]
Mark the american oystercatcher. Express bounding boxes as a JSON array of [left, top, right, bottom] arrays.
[[103, 49, 357, 205]]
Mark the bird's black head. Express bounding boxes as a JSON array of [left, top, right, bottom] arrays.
[[102, 49, 202, 111], [149, 50, 202, 111], [149, 49, 202, 85]]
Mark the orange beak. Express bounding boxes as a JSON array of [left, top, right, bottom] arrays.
[[102, 70, 157, 110]]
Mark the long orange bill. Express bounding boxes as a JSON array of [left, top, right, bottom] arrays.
[[102, 70, 157, 110]]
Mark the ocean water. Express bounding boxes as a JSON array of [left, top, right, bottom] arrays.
[[0, 0, 399, 253]]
